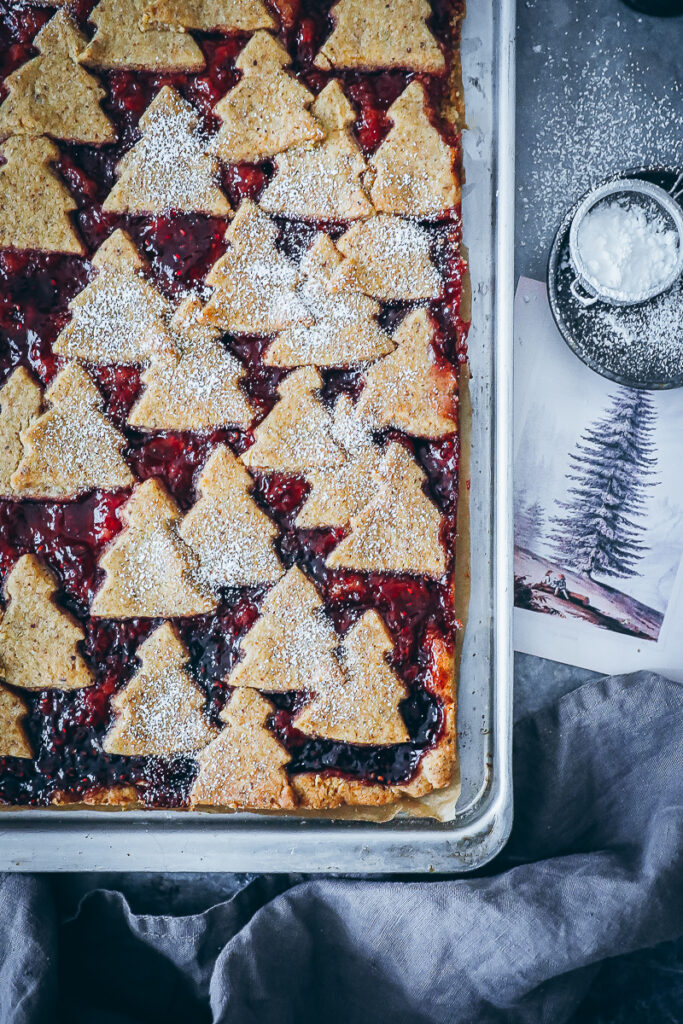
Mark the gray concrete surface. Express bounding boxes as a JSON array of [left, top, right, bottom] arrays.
[[513, 0, 682, 718]]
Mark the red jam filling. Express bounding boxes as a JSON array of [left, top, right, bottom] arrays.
[[0, 0, 468, 807]]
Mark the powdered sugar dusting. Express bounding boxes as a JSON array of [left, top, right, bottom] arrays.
[[105, 88, 228, 215], [519, 5, 683, 268], [59, 269, 171, 363]]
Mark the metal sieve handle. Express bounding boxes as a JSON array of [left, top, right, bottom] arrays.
[[569, 277, 599, 307]]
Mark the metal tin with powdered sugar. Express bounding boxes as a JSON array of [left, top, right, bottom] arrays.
[[0, 1, 515, 873]]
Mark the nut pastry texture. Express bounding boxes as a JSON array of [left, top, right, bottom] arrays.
[[0, 0, 468, 813]]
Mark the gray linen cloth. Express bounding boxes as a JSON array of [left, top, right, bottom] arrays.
[[0, 671, 681, 1024]]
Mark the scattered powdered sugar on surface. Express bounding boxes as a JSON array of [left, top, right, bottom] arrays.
[[116, 101, 224, 215], [518, 2, 683, 270], [588, 279, 683, 382], [65, 271, 170, 361], [115, 666, 213, 755]]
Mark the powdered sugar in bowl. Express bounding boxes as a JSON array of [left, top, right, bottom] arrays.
[[568, 178, 683, 307]]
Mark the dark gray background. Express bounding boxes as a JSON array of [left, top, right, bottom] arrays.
[[19, 5, 683, 1021], [514, 0, 682, 721]]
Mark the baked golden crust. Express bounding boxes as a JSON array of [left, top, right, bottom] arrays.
[[103, 622, 219, 757], [0, 136, 83, 254], [212, 33, 323, 164], [0, 1, 465, 819], [0, 684, 32, 759], [259, 81, 374, 222], [103, 86, 231, 217], [368, 82, 461, 219], [0, 555, 94, 692], [80, 0, 205, 72], [264, 233, 394, 368], [179, 444, 285, 589], [128, 296, 254, 431], [356, 308, 458, 439], [314, 0, 445, 74], [54, 229, 175, 365], [11, 363, 135, 499], [0, 11, 116, 145], [142, 0, 277, 32], [90, 478, 218, 619], [326, 443, 447, 577]]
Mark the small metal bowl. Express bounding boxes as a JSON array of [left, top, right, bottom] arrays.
[[567, 177, 683, 307]]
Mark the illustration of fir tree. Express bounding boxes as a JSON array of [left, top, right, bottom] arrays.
[[515, 498, 546, 551], [548, 388, 658, 580]]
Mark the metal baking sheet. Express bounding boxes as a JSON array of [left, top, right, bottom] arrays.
[[0, 0, 515, 873]]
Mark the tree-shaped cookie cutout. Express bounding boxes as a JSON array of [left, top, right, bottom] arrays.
[[54, 229, 174, 365], [103, 622, 218, 756], [0, 136, 83, 254], [241, 367, 345, 474], [12, 364, 135, 499], [331, 215, 443, 301], [91, 478, 218, 619], [201, 200, 310, 335], [296, 395, 382, 529], [179, 445, 284, 590], [0, 368, 41, 498], [264, 234, 394, 368], [80, 0, 205, 72], [143, 0, 276, 32], [0, 555, 94, 690], [260, 80, 374, 222], [212, 32, 323, 165], [103, 87, 230, 217], [0, 684, 32, 758], [327, 442, 446, 577], [128, 296, 253, 432], [294, 610, 409, 745], [228, 566, 345, 693], [368, 82, 460, 219], [190, 687, 296, 810], [314, 0, 445, 74], [0, 11, 115, 144], [356, 308, 457, 438]]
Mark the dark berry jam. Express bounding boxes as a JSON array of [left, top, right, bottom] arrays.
[[0, 0, 468, 808]]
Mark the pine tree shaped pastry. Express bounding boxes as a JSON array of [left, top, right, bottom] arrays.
[[264, 234, 394, 368], [54, 229, 174, 365], [0, 684, 32, 758], [240, 367, 345, 474], [331, 215, 443, 301], [91, 478, 218, 619], [294, 610, 409, 745], [128, 296, 253, 432], [368, 82, 460, 219], [103, 622, 218, 756], [0, 555, 94, 690], [200, 200, 310, 335], [0, 368, 41, 498], [227, 566, 345, 694], [190, 687, 296, 810], [179, 445, 284, 589], [260, 80, 374, 222], [80, 0, 205, 72], [356, 308, 457, 438], [212, 32, 323, 165], [0, 136, 83, 254], [11, 364, 135, 499], [103, 87, 230, 217], [143, 0, 276, 31], [0, 11, 115, 144], [314, 0, 445, 74], [327, 442, 446, 577], [296, 394, 382, 529]]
